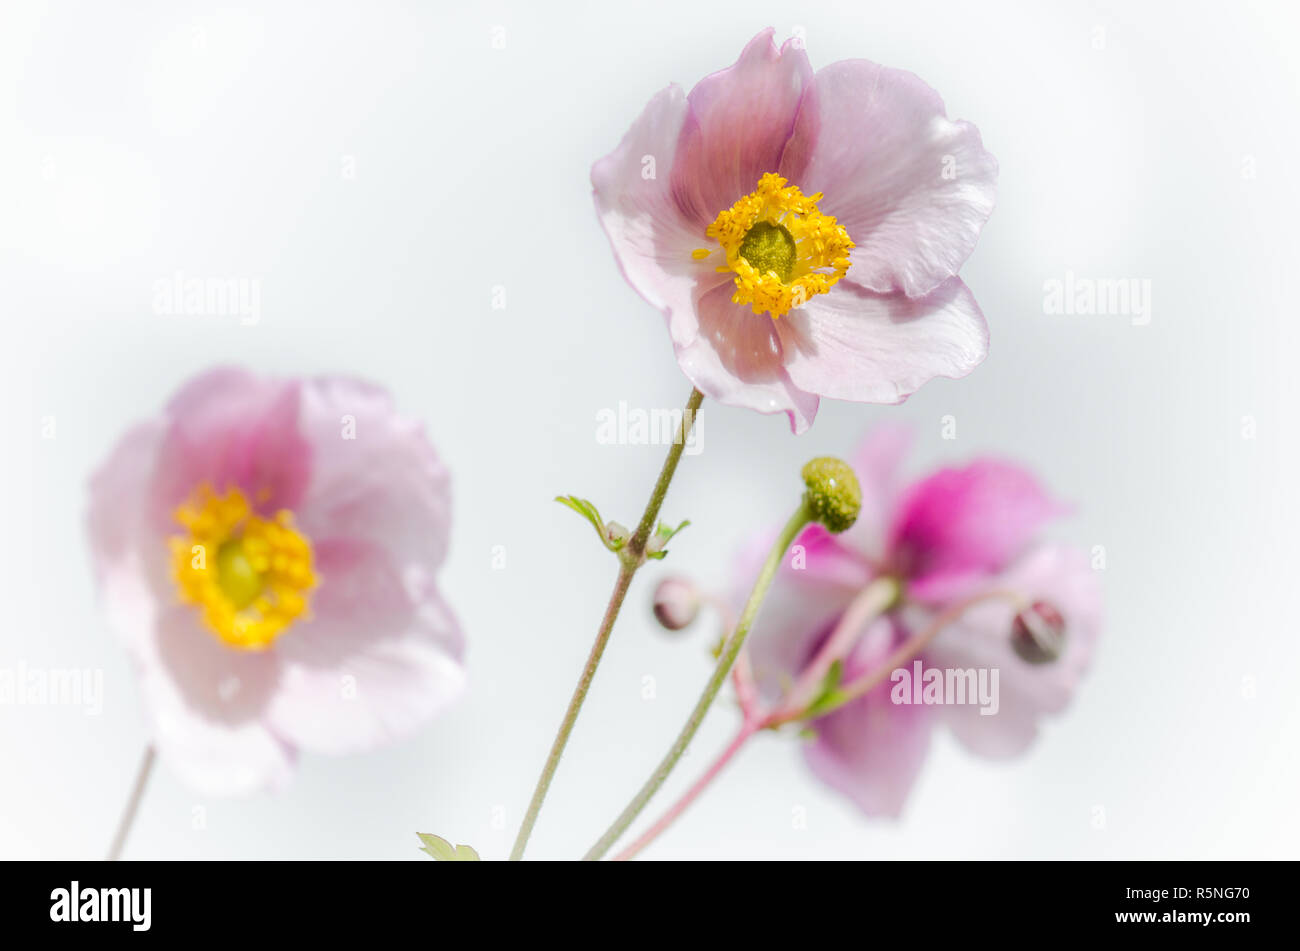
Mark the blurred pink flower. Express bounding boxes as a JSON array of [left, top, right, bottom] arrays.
[[88, 367, 465, 795], [743, 426, 1101, 816], [593, 29, 997, 433]]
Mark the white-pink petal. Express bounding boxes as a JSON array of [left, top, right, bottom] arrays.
[[592, 84, 727, 346], [781, 59, 998, 298], [266, 538, 466, 754], [676, 282, 820, 432], [778, 277, 989, 404], [803, 617, 935, 818], [295, 375, 452, 574], [924, 544, 1103, 759], [670, 28, 815, 224]]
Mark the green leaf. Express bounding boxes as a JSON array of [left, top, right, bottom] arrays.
[[801, 660, 846, 718], [645, 519, 691, 560], [418, 832, 481, 861], [555, 495, 610, 548]]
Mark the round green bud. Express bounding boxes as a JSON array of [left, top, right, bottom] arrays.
[[801, 457, 862, 534]]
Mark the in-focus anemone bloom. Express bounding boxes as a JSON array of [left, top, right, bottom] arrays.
[[593, 29, 998, 432], [88, 368, 466, 794], [743, 426, 1101, 816]]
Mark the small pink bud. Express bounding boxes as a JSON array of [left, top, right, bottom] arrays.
[[653, 577, 701, 632], [1011, 600, 1066, 664]]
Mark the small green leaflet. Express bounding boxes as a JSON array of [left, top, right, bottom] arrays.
[[645, 519, 690, 560], [417, 833, 481, 861], [555, 495, 609, 543], [801, 659, 846, 718]]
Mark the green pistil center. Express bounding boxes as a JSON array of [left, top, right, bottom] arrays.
[[216, 538, 263, 609], [738, 220, 796, 282]]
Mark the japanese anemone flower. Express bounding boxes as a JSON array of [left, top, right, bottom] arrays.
[[743, 426, 1101, 816], [593, 29, 998, 433], [87, 367, 466, 795]]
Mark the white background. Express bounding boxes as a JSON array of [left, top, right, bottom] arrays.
[[2, 0, 1297, 860]]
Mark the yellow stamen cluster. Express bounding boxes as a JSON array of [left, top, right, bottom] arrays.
[[170, 485, 316, 651], [694, 173, 854, 318]]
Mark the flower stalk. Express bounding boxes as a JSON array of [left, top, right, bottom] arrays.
[[582, 498, 814, 860], [604, 586, 1032, 858], [107, 745, 156, 861], [509, 387, 703, 861]]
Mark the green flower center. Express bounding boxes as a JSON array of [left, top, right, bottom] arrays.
[[216, 538, 264, 609], [737, 220, 796, 283]]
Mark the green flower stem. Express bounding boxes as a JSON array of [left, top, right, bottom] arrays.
[[613, 720, 759, 861], [509, 386, 703, 861], [582, 499, 813, 861]]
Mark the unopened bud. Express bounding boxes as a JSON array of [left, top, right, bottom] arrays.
[[1011, 600, 1066, 664], [652, 577, 701, 632], [800, 457, 862, 534], [604, 520, 630, 550]]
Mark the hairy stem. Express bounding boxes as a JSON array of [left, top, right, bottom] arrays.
[[583, 499, 812, 860], [508, 387, 703, 861]]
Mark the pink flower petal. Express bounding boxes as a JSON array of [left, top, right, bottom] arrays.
[[294, 375, 452, 574], [924, 544, 1103, 758], [887, 458, 1069, 599], [149, 366, 311, 535], [675, 282, 820, 432], [87, 419, 167, 651], [671, 29, 815, 226], [780, 59, 998, 297], [740, 544, 868, 701], [86, 367, 466, 794], [266, 538, 466, 754], [152, 605, 283, 722], [140, 607, 293, 796], [591, 84, 729, 345], [792, 524, 878, 590], [803, 617, 935, 818], [835, 422, 915, 559], [777, 277, 988, 404]]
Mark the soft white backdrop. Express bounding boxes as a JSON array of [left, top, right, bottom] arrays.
[[2, 0, 1297, 859]]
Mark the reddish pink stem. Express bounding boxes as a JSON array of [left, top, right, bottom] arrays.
[[731, 645, 761, 719], [613, 721, 761, 861], [612, 586, 1026, 858], [775, 577, 897, 720]]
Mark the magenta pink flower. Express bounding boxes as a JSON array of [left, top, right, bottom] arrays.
[[87, 367, 465, 795], [593, 29, 997, 433], [743, 426, 1101, 816]]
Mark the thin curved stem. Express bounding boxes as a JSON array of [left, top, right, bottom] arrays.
[[613, 721, 759, 861], [772, 576, 899, 719], [582, 499, 812, 860], [509, 387, 703, 861], [107, 745, 155, 861], [768, 586, 1026, 726], [607, 588, 1028, 857]]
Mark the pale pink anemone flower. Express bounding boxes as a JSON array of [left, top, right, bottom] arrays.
[[593, 28, 998, 433], [88, 367, 466, 795], [742, 426, 1101, 816]]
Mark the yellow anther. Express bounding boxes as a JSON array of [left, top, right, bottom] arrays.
[[170, 485, 316, 651], [699, 173, 854, 318]]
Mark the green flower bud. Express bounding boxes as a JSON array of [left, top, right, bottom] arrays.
[[801, 457, 862, 534]]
